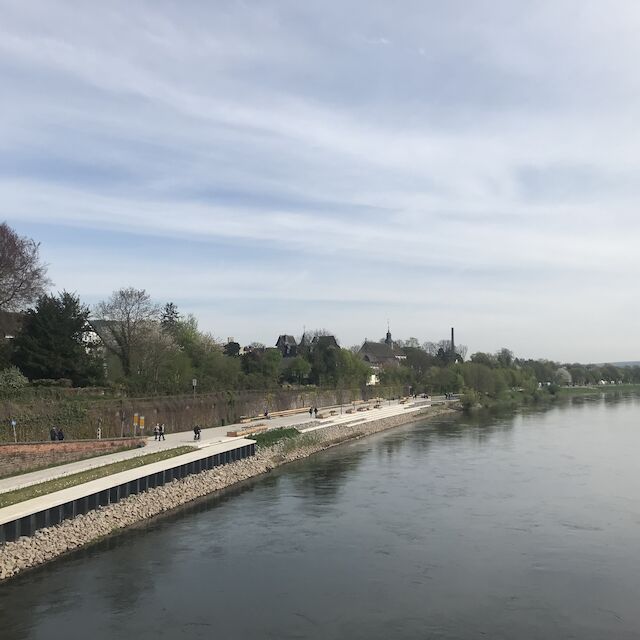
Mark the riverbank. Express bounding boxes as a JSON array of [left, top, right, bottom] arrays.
[[0, 403, 456, 581], [462, 383, 640, 412]]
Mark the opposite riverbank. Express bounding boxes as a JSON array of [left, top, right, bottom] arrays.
[[461, 383, 640, 412], [0, 403, 457, 581]]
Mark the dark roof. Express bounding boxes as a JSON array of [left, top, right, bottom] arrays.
[[299, 333, 310, 346], [311, 335, 339, 348], [276, 334, 297, 348], [0, 311, 24, 339], [358, 340, 405, 366], [87, 319, 122, 349]]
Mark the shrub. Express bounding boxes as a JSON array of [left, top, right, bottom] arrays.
[[0, 366, 28, 392], [460, 389, 480, 411]]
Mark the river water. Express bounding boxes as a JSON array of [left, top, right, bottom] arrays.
[[2, 393, 640, 639]]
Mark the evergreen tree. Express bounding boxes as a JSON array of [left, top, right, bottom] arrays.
[[12, 291, 104, 386], [161, 302, 180, 332]]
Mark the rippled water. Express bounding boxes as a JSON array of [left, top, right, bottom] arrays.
[[2, 393, 640, 639]]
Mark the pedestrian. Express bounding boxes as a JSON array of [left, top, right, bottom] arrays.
[[193, 425, 201, 441], [49, 426, 57, 442], [159, 423, 165, 441], [56, 426, 65, 441], [309, 407, 313, 418], [153, 423, 159, 441], [314, 407, 318, 418]]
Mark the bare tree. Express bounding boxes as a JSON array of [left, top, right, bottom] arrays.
[[422, 341, 438, 355], [0, 222, 50, 310], [93, 288, 160, 377]]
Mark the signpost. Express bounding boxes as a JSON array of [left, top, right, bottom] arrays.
[[10, 418, 17, 443], [192, 378, 197, 399], [133, 413, 139, 437]]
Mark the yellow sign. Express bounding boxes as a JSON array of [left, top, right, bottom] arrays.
[[133, 413, 139, 426], [140, 415, 145, 428]]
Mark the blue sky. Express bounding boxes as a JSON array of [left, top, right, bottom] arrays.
[[2, 0, 640, 361]]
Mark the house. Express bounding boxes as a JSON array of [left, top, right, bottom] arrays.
[[358, 327, 405, 369], [358, 341, 399, 367], [311, 335, 339, 349], [275, 335, 298, 358], [297, 333, 339, 353]]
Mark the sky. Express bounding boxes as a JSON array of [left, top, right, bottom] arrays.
[[2, 0, 640, 363]]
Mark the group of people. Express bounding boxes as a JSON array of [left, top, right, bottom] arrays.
[[49, 426, 65, 441], [153, 423, 166, 440], [309, 406, 319, 418]]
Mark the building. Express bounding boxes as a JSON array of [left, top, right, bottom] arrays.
[[311, 335, 339, 349], [275, 334, 298, 358], [358, 326, 405, 369]]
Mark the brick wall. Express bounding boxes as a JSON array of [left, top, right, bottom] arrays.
[[0, 438, 143, 478]]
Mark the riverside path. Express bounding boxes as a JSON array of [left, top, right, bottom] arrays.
[[0, 396, 446, 495]]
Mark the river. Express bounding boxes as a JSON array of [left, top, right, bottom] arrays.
[[2, 393, 640, 639]]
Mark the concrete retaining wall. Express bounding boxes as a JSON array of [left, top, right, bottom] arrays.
[[0, 439, 142, 477]]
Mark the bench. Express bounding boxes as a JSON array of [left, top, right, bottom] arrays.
[[226, 424, 269, 437]]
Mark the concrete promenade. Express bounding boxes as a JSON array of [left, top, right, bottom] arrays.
[[0, 438, 255, 528], [0, 397, 443, 495]]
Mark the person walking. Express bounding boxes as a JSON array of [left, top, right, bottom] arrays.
[[56, 426, 65, 441], [49, 426, 57, 442], [309, 407, 313, 418], [159, 423, 166, 441], [314, 407, 318, 418], [193, 425, 201, 441], [153, 423, 160, 441]]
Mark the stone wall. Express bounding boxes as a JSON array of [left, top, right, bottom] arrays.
[[0, 385, 405, 442], [0, 438, 142, 477]]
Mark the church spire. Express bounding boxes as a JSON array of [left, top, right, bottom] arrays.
[[385, 321, 393, 346]]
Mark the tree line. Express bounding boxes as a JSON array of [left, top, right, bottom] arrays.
[[1, 221, 639, 399]]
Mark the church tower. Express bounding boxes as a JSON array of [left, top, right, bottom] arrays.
[[385, 322, 393, 347]]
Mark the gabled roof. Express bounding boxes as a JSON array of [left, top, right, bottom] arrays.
[[311, 335, 339, 348], [276, 334, 297, 347], [359, 341, 396, 361]]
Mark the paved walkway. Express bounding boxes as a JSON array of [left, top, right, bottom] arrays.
[[0, 397, 444, 494]]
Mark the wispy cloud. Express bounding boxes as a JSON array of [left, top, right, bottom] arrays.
[[2, 0, 640, 360]]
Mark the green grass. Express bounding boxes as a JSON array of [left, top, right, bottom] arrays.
[[249, 428, 300, 448], [0, 446, 197, 509]]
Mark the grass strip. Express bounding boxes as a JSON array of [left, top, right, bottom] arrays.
[[0, 446, 197, 509], [249, 428, 300, 448]]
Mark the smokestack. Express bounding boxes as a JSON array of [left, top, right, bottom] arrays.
[[451, 327, 455, 353]]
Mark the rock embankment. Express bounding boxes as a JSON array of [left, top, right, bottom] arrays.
[[0, 405, 455, 581]]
